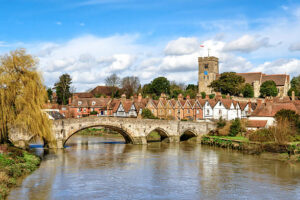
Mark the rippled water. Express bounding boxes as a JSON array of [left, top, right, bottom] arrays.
[[7, 135, 300, 200]]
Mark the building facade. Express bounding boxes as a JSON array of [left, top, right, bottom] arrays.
[[198, 56, 219, 94]]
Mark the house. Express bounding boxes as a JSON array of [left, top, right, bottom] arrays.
[[246, 120, 268, 130]]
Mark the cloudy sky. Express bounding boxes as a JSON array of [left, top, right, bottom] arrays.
[[0, 0, 300, 91]]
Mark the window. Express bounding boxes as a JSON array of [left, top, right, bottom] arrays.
[[203, 76, 205, 79], [62, 107, 66, 111], [83, 108, 86, 112], [219, 102, 222, 106], [169, 110, 172, 114], [92, 101, 96, 105], [196, 110, 199, 114], [78, 101, 82, 106], [152, 109, 154, 113], [219, 110, 222, 115], [206, 109, 209, 115], [204, 64, 209, 69], [91, 108, 94, 112], [105, 111, 107, 115], [77, 108, 81, 112], [187, 109, 190, 114]]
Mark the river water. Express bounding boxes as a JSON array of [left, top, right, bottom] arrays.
[[7, 135, 300, 200]]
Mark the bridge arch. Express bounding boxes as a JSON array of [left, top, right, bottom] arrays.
[[180, 129, 198, 141], [63, 124, 136, 147], [146, 127, 170, 142]]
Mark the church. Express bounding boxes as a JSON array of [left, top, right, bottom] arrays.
[[198, 56, 291, 98]]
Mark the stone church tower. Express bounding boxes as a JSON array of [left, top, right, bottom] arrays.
[[198, 56, 219, 94]]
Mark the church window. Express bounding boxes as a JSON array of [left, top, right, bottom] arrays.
[[204, 64, 209, 69]]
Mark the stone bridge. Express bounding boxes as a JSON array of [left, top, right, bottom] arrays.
[[11, 117, 216, 149]]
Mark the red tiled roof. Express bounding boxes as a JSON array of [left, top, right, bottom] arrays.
[[90, 86, 120, 96], [251, 102, 298, 117], [247, 120, 267, 128], [220, 99, 232, 109], [73, 92, 94, 98]]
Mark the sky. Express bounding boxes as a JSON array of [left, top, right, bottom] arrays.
[[0, 0, 300, 92]]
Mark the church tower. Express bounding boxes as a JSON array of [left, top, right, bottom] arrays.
[[198, 56, 219, 94]]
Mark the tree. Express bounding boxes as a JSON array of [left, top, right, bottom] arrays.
[[209, 72, 245, 96], [259, 80, 278, 97], [169, 81, 183, 98], [186, 84, 198, 91], [275, 109, 300, 133], [121, 76, 140, 98], [55, 74, 72, 105], [105, 73, 121, 98], [141, 108, 157, 119], [151, 77, 170, 96], [47, 88, 53, 102], [0, 49, 53, 144], [229, 118, 242, 136], [200, 92, 206, 99], [288, 75, 300, 98], [142, 83, 152, 97], [242, 83, 254, 98]]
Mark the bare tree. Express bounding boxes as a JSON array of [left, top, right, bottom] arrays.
[[105, 73, 121, 87], [121, 76, 141, 98]]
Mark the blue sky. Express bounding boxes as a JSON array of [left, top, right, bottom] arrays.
[[1, 0, 300, 91]]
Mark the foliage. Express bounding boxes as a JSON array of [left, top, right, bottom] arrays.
[[288, 87, 299, 98], [141, 108, 157, 119], [209, 94, 215, 99], [47, 88, 53, 102], [209, 72, 245, 96], [249, 129, 274, 142], [186, 84, 198, 91], [150, 77, 170, 96], [242, 83, 254, 98], [229, 118, 242, 136], [218, 121, 231, 136], [90, 111, 98, 115], [55, 73, 72, 105], [0, 49, 53, 144], [270, 118, 294, 144], [184, 89, 197, 99], [217, 117, 226, 128], [105, 73, 121, 98], [121, 76, 141, 98], [200, 92, 206, 99], [259, 80, 278, 97], [0, 147, 40, 199], [275, 109, 300, 133]]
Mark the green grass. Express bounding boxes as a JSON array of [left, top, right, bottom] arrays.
[[146, 131, 161, 141], [0, 146, 40, 200], [209, 135, 249, 142]]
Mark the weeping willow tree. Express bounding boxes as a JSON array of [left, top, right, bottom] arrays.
[[0, 49, 54, 145]]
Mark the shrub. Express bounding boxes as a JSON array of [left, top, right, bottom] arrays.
[[249, 129, 274, 142], [141, 108, 157, 119], [217, 117, 226, 128], [90, 111, 98, 115], [222, 94, 226, 99], [229, 118, 241, 136], [200, 92, 206, 99], [242, 83, 254, 98], [209, 94, 215, 99], [218, 122, 231, 136], [270, 118, 294, 144]]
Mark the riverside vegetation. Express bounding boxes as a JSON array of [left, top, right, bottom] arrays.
[[0, 145, 40, 199], [202, 109, 300, 162]]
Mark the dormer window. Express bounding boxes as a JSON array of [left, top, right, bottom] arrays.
[[78, 101, 82, 106], [92, 101, 96, 106]]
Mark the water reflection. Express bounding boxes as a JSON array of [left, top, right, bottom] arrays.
[[8, 135, 300, 200]]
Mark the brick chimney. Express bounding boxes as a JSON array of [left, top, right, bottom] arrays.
[[178, 93, 183, 101], [138, 93, 142, 102], [121, 94, 126, 101], [68, 97, 72, 105], [292, 91, 295, 101], [256, 99, 263, 108], [226, 93, 230, 99]]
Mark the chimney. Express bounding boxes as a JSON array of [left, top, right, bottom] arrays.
[[186, 95, 190, 100], [292, 91, 295, 101], [257, 99, 263, 108], [226, 93, 230, 99], [178, 93, 183, 101], [68, 97, 72, 105], [138, 93, 142, 102], [121, 94, 126, 101]]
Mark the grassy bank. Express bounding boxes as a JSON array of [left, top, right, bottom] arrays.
[[201, 135, 300, 162], [0, 145, 41, 199]]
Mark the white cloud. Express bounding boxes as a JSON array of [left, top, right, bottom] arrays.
[[56, 21, 62, 25], [223, 35, 271, 53], [252, 59, 300, 76], [164, 37, 200, 55]]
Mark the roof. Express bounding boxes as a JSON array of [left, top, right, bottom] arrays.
[[73, 92, 94, 98], [261, 74, 289, 86], [70, 98, 111, 108], [236, 72, 263, 84], [247, 120, 267, 128], [220, 99, 232, 109], [251, 102, 299, 117], [45, 111, 64, 120], [90, 86, 119, 96]]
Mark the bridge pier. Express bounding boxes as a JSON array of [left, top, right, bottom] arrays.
[[131, 136, 147, 145], [13, 140, 29, 150], [164, 136, 180, 143]]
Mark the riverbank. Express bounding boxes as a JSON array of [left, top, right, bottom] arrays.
[[201, 135, 300, 162], [0, 145, 41, 200]]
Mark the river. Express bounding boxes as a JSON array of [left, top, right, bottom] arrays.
[[7, 135, 300, 200]]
